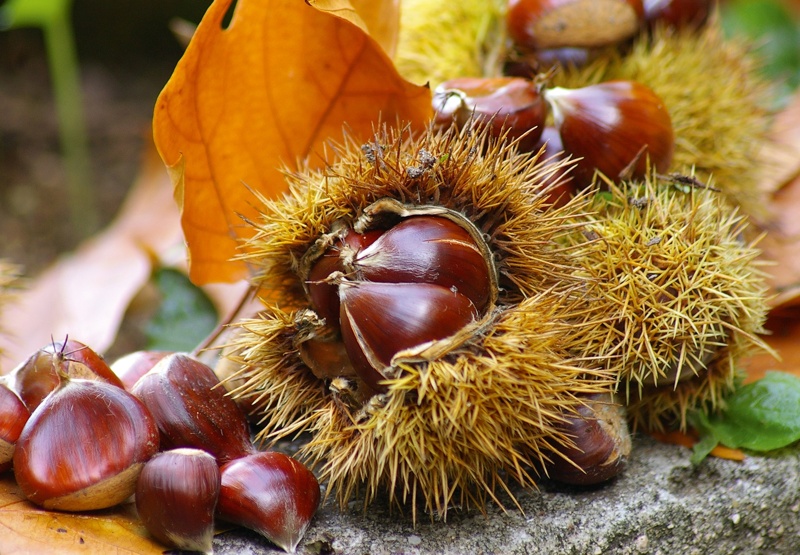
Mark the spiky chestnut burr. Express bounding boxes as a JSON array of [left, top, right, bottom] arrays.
[[550, 22, 776, 221], [222, 125, 616, 519], [394, 0, 509, 86], [564, 174, 769, 431]]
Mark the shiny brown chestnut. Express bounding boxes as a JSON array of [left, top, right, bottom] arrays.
[[13, 376, 159, 511], [432, 77, 547, 150], [0, 382, 29, 473], [136, 448, 220, 553], [131, 353, 255, 464], [7, 338, 123, 412], [544, 392, 632, 485], [643, 0, 712, 29], [305, 207, 493, 392], [217, 451, 321, 553], [507, 0, 645, 50], [353, 216, 491, 311], [307, 228, 383, 328], [111, 350, 172, 391], [339, 280, 479, 391], [544, 80, 674, 188]]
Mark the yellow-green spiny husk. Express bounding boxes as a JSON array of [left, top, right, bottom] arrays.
[[564, 174, 770, 432], [551, 22, 776, 223], [394, 0, 507, 86], [224, 125, 615, 519]]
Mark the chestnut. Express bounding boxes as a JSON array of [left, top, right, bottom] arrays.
[[217, 451, 321, 553], [13, 376, 159, 511], [0, 382, 29, 473], [110, 350, 172, 391], [136, 448, 220, 553], [544, 80, 675, 188], [432, 76, 547, 150], [643, 0, 712, 29], [544, 393, 632, 485], [307, 228, 383, 328], [507, 0, 645, 50], [131, 353, 255, 464], [304, 206, 495, 392], [531, 126, 577, 207], [6, 338, 123, 412], [339, 280, 479, 391]]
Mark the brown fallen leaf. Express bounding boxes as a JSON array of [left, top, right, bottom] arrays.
[[0, 475, 163, 555], [744, 311, 800, 383], [313, 0, 401, 57], [153, 0, 432, 284], [759, 91, 800, 308]]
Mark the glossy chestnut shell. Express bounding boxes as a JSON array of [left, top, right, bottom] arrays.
[[304, 202, 497, 392], [432, 76, 547, 150], [545, 80, 674, 188], [507, 0, 645, 50]]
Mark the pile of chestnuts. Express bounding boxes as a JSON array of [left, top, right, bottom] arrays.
[[0, 338, 321, 553], [430, 0, 718, 202]]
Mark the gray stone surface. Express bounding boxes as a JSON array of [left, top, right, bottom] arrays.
[[212, 436, 800, 554]]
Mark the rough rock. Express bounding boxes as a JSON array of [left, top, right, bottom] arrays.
[[213, 436, 800, 554]]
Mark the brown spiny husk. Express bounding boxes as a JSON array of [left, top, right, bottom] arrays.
[[224, 125, 616, 519], [564, 174, 770, 432], [551, 22, 776, 222]]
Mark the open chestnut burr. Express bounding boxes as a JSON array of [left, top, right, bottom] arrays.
[[303, 199, 496, 393], [225, 126, 621, 519]]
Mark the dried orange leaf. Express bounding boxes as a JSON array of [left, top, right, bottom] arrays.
[[153, 0, 432, 284], [709, 445, 747, 462], [310, 0, 400, 56], [0, 476, 163, 554]]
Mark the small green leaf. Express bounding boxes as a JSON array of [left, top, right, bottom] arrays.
[[690, 372, 800, 463], [689, 428, 720, 465], [145, 267, 218, 352]]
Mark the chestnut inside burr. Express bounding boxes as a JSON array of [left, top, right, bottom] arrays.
[[303, 203, 497, 393]]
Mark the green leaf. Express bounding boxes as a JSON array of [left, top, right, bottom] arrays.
[[689, 429, 720, 465], [145, 267, 218, 352], [721, 0, 800, 100], [689, 372, 800, 463]]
